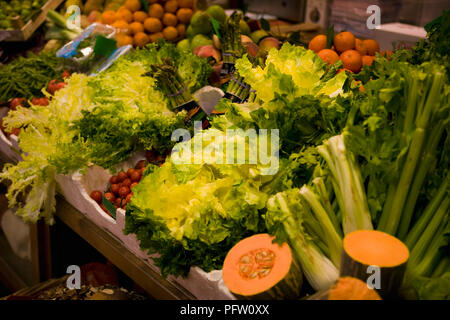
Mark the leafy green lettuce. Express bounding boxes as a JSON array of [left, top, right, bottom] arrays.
[[124, 128, 292, 277]]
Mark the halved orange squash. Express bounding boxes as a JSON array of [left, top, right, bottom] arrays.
[[222, 233, 303, 299]]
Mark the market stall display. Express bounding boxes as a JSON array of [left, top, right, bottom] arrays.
[[0, 2, 448, 301]]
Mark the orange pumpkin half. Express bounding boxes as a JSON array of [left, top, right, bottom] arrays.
[[222, 233, 303, 299]]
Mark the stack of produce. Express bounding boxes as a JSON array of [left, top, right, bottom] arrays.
[[94, 0, 195, 47], [308, 30, 389, 74], [177, 5, 250, 54], [0, 41, 211, 225]]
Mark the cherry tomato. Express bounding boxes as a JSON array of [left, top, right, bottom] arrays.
[[118, 186, 130, 197], [10, 128, 20, 136], [110, 183, 120, 195], [62, 70, 70, 79], [127, 168, 136, 177], [135, 160, 146, 169], [117, 171, 127, 182], [109, 175, 119, 184], [38, 97, 49, 106], [121, 178, 132, 187], [90, 190, 103, 203], [55, 82, 66, 91], [115, 197, 123, 207], [126, 193, 133, 203], [130, 171, 141, 182], [130, 182, 138, 189], [104, 192, 116, 203], [10, 98, 25, 110]]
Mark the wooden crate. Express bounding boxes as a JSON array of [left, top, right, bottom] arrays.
[[0, 0, 64, 42]]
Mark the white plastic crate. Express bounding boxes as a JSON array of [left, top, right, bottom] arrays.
[[55, 152, 236, 300]]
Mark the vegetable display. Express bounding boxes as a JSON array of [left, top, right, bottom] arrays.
[[0, 8, 448, 301], [0, 41, 211, 224], [124, 128, 282, 277]]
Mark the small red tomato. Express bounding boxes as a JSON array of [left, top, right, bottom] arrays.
[[55, 82, 66, 91], [127, 168, 136, 177], [117, 171, 127, 182], [115, 197, 123, 207], [47, 79, 58, 94], [130, 182, 138, 189], [135, 160, 146, 169], [109, 175, 119, 184], [104, 192, 116, 203], [110, 183, 120, 195], [39, 97, 49, 106], [90, 190, 103, 203], [130, 171, 141, 182], [126, 193, 133, 203], [122, 178, 132, 187], [118, 186, 130, 197], [31, 97, 40, 105], [139, 167, 146, 175], [62, 70, 70, 79], [10, 98, 25, 110], [10, 128, 20, 136]]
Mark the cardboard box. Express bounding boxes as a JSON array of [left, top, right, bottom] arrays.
[[373, 22, 426, 51]]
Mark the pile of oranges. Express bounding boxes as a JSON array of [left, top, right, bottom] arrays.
[[100, 0, 195, 47], [308, 31, 390, 73]]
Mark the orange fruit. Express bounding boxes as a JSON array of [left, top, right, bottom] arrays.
[[144, 17, 163, 33], [333, 31, 355, 53], [363, 39, 380, 56], [124, 0, 141, 12], [354, 38, 367, 56], [162, 13, 178, 26], [176, 8, 193, 24], [112, 20, 131, 35], [129, 21, 144, 35], [134, 32, 150, 47], [117, 6, 127, 12], [318, 49, 339, 65], [178, 0, 194, 8], [101, 10, 117, 25], [340, 50, 362, 73], [149, 3, 164, 19], [149, 32, 164, 43], [308, 34, 327, 53], [362, 55, 375, 67], [148, 0, 158, 3], [176, 24, 186, 38], [116, 8, 133, 23], [163, 26, 179, 41], [116, 33, 134, 47], [165, 0, 179, 13], [133, 11, 148, 23]]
